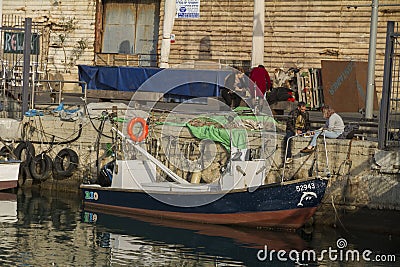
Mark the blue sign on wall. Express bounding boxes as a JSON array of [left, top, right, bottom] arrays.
[[176, 0, 200, 19]]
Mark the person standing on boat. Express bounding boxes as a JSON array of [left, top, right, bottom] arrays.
[[301, 105, 344, 153], [249, 65, 272, 98], [221, 67, 248, 109], [284, 102, 310, 164]]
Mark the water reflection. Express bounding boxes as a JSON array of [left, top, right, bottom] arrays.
[[0, 188, 398, 266], [1, 189, 109, 267], [0, 192, 17, 223], [83, 209, 306, 266]]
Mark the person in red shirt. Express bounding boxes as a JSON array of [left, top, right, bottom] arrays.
[[249, 65, 272, 98]]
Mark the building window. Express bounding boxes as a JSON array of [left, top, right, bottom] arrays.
[[96, 0, 160, 66]]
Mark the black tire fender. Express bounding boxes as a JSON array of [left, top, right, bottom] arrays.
[[14, 141, 35, 164], [53, 148, 79, 179], [18, 161, 31, 181], [0, 145, 15, 159], [29, 153, 52, 181]]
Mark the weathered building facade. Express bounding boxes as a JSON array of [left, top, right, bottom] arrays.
[[1, 0, 400, 96]]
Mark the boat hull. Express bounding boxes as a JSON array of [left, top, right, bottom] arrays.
[[81, 178, 328, 229], [0, 180, 18, 191], [0, 162, 20, 191]]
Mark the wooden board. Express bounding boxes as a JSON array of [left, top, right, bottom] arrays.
[[321, 60, 378, 113], [95, 53, 139, 67]]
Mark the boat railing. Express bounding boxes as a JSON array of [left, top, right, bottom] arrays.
[[281, 130, 330, 182], [112, 127, 190, 185]]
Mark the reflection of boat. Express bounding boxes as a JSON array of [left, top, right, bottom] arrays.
[[82, 209, 308, 266], [0, 192, 17, 223], [84, 208, 308, 251], [81, 117, 328, 229], [0, 160, 20, 191]]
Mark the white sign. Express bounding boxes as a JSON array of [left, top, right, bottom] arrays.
[[176, 0, 200, 19]]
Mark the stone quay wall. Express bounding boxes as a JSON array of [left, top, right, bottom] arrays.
[[7, 115, 400, 214], [276, 135, 400, 211]]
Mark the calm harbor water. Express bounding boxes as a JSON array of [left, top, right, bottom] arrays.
[[0, 188, 399, 267]]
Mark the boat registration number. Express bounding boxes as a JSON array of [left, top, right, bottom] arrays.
[[84, 191, 99, 200], [295, 183, 316, 192], [83, 212, 98, 223]]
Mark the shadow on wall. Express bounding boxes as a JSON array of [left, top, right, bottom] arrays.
[[119, 40, 132, 54], [199, 36, 211, 60]]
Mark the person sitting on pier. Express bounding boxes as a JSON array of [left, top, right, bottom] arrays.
[[284, 101, 310, 164], [301, 105, 344, 153]]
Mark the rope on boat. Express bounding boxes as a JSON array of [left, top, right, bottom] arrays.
[[331, 195, 350, 233]]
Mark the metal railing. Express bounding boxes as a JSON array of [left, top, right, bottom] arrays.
[[379, 21, 400, 149], [0, 77, 87, 119], [31, 79, 87, 107]]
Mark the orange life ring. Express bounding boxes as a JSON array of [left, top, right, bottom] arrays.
[[127, 117, 149, 142]]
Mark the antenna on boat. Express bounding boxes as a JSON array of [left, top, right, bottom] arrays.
[[281, 134, 296, 182], [227, 115, 234, 175]]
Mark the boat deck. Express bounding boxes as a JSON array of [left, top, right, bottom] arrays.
[[140, 181, 221, 192]]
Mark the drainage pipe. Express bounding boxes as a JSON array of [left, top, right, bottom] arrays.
[[251, 0, 265, 68], [160, 0, 176, 68], [365, 0, 379, 119]]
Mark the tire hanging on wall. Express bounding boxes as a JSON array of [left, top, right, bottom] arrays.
[[0, 145, 15, 160], [29, 153, 53, 181], [18, 161, 33, 187], [14, 141, 35, 164], [53, 148, 79, 179]]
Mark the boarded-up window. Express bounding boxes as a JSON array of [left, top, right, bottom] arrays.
[[101, 0, 160, 65]]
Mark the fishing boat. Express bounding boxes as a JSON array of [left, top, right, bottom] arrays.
[[0, 160, 20, 191], [81, 114, 328, 229]]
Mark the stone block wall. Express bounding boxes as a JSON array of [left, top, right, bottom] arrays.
[[273, 133, 400, 211], [15, 115, 400, 211]]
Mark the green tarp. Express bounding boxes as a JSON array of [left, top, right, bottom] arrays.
[[186, 124, 247, 151], [155, 110, 277, 152]]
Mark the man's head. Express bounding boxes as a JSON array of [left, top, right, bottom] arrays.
[[297, 102, 307, 113]]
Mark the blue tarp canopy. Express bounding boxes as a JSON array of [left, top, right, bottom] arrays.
[[78, 65, 230, 97]]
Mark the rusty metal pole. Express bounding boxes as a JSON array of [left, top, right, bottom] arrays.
[[22, 17, 32, 119], [365, 0, 379, 120], [378, 21, 395, 149]]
